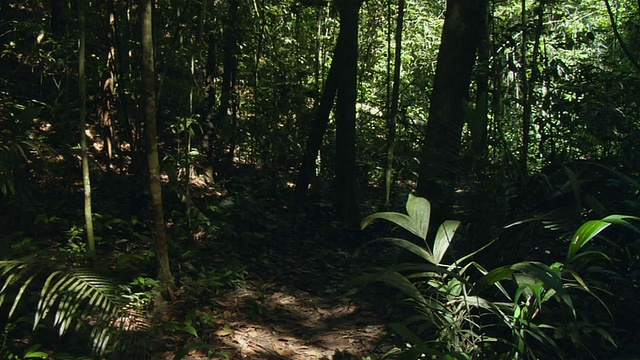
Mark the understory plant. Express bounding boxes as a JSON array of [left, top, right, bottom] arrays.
[[0, 252, 152, 359], [356, 193, 635, 359]]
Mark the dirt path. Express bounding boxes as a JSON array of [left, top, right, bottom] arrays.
[[160, 233, 391, 360]]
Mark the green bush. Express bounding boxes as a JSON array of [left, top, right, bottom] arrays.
[[355, 194, 634, 359]]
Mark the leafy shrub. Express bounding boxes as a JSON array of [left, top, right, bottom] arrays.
[[356, 194, 633, 359]]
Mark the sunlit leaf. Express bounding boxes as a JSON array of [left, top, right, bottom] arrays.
[[432, 220, 460, 265]]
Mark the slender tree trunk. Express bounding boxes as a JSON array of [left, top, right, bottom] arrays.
[[296, 58, 339, 196], [141, 0, 173, 299], [212, 0, 239, 178], [202, 31, 218, 182], [78, 0, 95, 259], [604, 0, 640, 72], [416, 0, 485, 215], [334, 0, 362, 228], [519, 0, 530, 179], [384, 0, 405, 206]]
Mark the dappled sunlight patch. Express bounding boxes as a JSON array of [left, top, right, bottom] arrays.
[[186, 281, 387, 359]]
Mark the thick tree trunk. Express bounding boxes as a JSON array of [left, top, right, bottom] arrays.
[[471, 1, 490, 173], [416, 0, 485, 214], [141, 0, 174, 299], [334, 0, 362, 228]]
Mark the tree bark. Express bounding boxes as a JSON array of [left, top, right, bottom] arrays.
[[141, 0, 174, 298], [212, 0, 239, 179], [471, 1, 490, 173], [334, 0, 362, 228], [384, 0, 405, 206], [78, 0, 95, 259], [296, 56, 339, 196], [416, 0, 486, 214]]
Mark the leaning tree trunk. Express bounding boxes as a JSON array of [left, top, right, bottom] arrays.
[[416, 0, 486, 215], [296, 57, 339, 197], [334, 0, 362, 228], [141, 0, 174, 299]]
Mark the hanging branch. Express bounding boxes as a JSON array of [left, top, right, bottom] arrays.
[[604, 0, 640, 73]]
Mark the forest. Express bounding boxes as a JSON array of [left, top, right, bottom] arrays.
[[1, 0, 640, 359]]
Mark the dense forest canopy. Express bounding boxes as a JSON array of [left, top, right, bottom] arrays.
[[1, 0, 640, 359]]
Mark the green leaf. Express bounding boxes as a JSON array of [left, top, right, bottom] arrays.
[[361, 194, 432, 240], [368, 237, 434, 263], [183, 324, 198, 337], [24, 351, 49, 359], [567, 220, 611, 262], [432, 220, 460, 265], [476, 266, 516, 291], [405, 193, 431, 239], [361, 212, 420, 237]]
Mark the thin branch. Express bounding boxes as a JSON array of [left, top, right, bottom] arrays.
[[604, 0, 640, 73]]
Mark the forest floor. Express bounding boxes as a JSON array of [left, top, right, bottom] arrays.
[[155, 168, 397, 360], [159, 248, 391, 360]]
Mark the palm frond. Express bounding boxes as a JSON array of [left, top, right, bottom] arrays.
[[0, 254, 150, 356]]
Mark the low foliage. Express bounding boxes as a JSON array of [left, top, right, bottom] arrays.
[[0, 252, 151, 359], [356, 194, 635, 359]]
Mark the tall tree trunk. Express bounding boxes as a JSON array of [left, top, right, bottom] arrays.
[[519, 0, 529, 179], [203, 31, 218, 182], [141, 0, 173, 299], [471, 1, 490, 173], [296, 57, 339, 197], [416, 0, 485, 215], [78, 0, 95, 259], [604, 0, 640, 73], [334, 0, 362, 228], [384, 0, 405, 206], [211, 0, 239, 179]]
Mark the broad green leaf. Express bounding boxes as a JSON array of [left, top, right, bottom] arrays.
[[567, 220, 611, 261], [361, 212, 425, 239], [369, 237, 434, 263], [433, 220, 460, 265], [405, 193, 431, 239], [601, 214, 640, 234], [476, 266, 516, 291]]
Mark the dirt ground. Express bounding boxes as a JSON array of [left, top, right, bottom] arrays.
[[159, 241, 393, 360]]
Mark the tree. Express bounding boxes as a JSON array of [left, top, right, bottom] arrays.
[[416, 0, 486, 216], [78, 0, 95, 259], [334, 0, 362, 228], [141, 0, 174, 298], [203, 0, 240, 180], [384, 0, 406, 206], [296, 0, 362, 228]]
